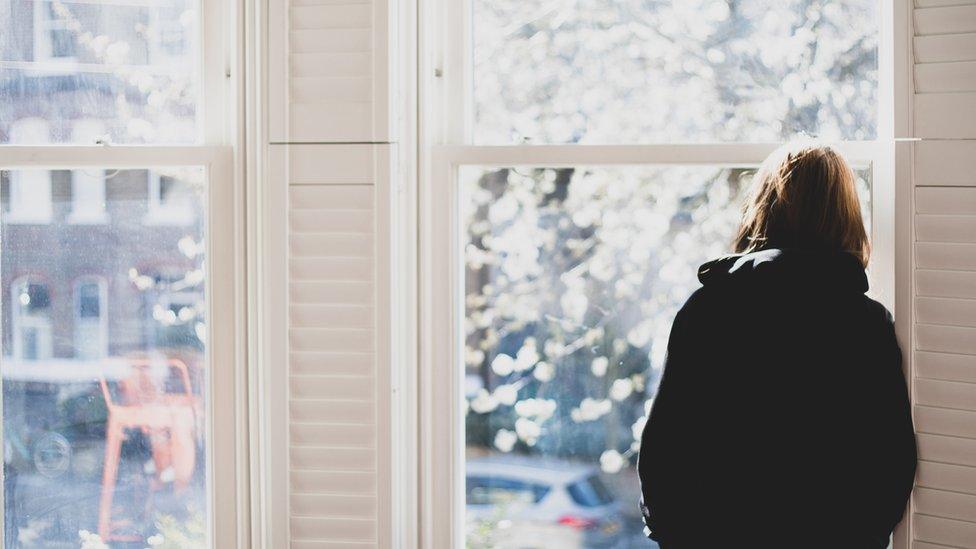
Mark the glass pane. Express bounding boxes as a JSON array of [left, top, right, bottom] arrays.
[[1, 166, 208, 547], [460, 165, 871, 548], [0, 1, 200, 144], [473, 1, 878, 144]]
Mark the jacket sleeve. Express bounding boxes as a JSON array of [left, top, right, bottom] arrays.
[[863, 307, 917, 542], [636, 292, 701, 542]]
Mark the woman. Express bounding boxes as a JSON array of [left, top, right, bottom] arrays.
[[637, 144, 916, 548]]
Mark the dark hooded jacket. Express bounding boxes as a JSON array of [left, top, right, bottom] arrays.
[[637, 248, 916, 548]]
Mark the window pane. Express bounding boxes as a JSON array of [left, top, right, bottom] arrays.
[[0, 1, 200, 144], [473, 1, 878, 144], [460, 165, 871, 548], [1, 166, 208, 547]]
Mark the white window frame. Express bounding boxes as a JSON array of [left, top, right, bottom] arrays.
[[418, 1, 910, 547], [73, 275, 109, 359], [68, 168, 108, 224], [0, 0, 246, 544]]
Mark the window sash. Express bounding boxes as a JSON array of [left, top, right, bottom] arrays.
[[0, 145, 239, 547]]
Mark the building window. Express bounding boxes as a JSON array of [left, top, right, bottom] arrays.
[[74, 277, 107, 359], [10, 278, 53, 361], [32, 0, 77, 62], [146, 170, 196, 225]]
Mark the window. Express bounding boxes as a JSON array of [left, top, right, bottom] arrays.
[[9, 278, 53, 361], [73, 277, 107, 359], [146, 170, 198, 225], [0, 0, 238, 544], [423, 1, 893, 547], [32, 0, 77, 62]]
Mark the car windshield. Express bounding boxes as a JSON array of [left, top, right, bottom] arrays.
[[567, 475, 615, 508], [467, 475, 551, 506]]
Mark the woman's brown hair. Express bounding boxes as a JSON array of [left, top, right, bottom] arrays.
[[733, 142, 870, 267]]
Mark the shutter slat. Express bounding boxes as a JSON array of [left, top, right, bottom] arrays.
[[917, 488, 976, 526], [916, 297, 976, 327], [290, 281, 373, 305], [291, 77, 373, 102], [914, 514, 976, 547], [290, 233, 374, 257], [291, 186, 373, 208], [291, 447, 376, 471], [916, 405, 976, 436], [916, 0, 976, 9], [289, 4, 371, 30], [291, 470, 377, 495], [918, 433, 976, 467], [290, 258, 373, 281], [291, 494, 377, 519], [291, 29, 371, 54], [290, 517, 376, 542], [290, 104, 373, 142], [917, 351, 976, 383], [916, 144, 976, 188], [918, 324, 976, 355], [917, 270, 976, 299], [290, 422, 376, 448], [917, 216, 976, 243], [915, 34, 976, 63], [915, 5, 976, 35], [290, 210, 373, 235], [915, 93, 976, 138], [290, 328, 373, 353], [291, 304, 373, 329], [918, 461, 976, 496], [916, 243, 976, 271], [288, 152, 377, 186], [289, 375, 375, 400], [291, 52, 372, 78], [291, 399, 375, 425], [290, 352, 375, 377], [916, 61, 976, 93]]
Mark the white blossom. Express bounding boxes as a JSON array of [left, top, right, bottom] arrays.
[[609, 378, 634, 401], [600, 450, 625, 474], [494, 429, 517, 452], [590, 356, 609, 377], [470, 389, 499, 414], [493, 384, 518, 406], [571, 398, 612, 422]]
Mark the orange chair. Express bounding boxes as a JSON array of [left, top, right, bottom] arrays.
[[98, 358, 201, 542]]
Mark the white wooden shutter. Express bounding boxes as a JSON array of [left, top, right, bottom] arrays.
[[909, 1, 976, 546], [266, 144, 394, 549], [263, 0, 397, 545]]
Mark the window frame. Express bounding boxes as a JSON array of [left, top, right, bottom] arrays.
[[0, 0, 244, 544], [418, 1, 906, 547]]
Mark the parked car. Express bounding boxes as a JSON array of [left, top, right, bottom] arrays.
[[466, 455, 625, 548]]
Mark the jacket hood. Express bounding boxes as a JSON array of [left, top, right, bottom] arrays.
[[697, 248, 868, 294]]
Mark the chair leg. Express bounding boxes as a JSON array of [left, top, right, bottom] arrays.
[[98, 418, 123, 542]]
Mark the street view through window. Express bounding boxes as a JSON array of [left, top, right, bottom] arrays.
[[464, 1, 878, 547], [1, 0, 206, 547]]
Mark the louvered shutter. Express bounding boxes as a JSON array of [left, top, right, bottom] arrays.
[[264, 0, 396, 545], [910, 1, 976, 546]]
